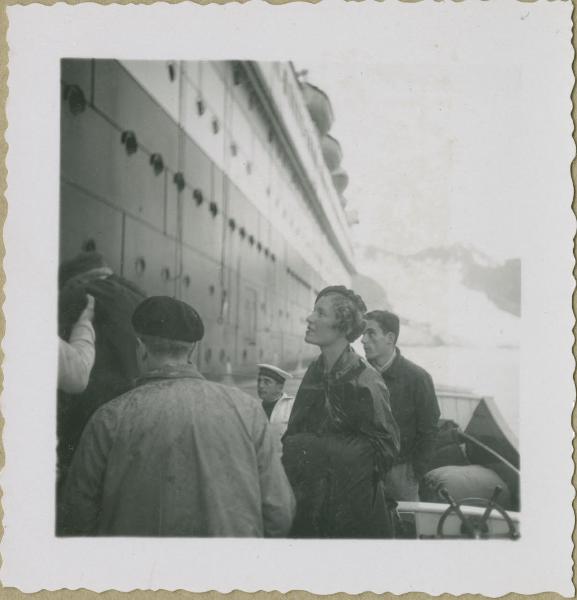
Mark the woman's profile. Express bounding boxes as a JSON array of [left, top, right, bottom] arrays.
[[282, 286, 400, 538]]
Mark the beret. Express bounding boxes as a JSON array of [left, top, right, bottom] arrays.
[[132, 296, 204, 343]]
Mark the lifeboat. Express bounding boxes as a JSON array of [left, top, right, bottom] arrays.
[[321, 134, 342, 172], [331, 167, 349, 193], [301, 82, 334, 136]]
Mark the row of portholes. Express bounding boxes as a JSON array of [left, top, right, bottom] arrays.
[[114, 127, 220, 225], [133, 258, 216, 295], [114, 117, 293, 237], [120, 127, 304, 247], [132, 258, 298, 320], [205, 62, 311, 210], [98, 65, 311, 247], [164, 61, 261, 142], [159, 65, 315, 247], [134, 257, 177, 283], [83, 240, 286, 307], [114, 126, 226, 226], [227, 218, 277, 262], [82, 239, 303, 320]]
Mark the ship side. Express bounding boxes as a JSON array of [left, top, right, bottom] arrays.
[[60, 59, 355, 379]]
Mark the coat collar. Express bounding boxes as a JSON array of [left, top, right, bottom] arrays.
[[136, 364, 205, 386], [381, 348, 404, 379], [309, 345, 366, 384]]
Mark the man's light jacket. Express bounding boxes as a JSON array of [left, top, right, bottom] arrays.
[[62, 364, 296, 537]]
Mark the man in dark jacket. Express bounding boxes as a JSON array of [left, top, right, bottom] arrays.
[[362, 310, 440, 501], [57, 252, 146, 496]]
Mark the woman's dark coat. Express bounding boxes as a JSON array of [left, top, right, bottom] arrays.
[[282, 346, 400, 538]]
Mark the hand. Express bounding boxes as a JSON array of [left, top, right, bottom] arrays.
[[79, 294, 95, 323]]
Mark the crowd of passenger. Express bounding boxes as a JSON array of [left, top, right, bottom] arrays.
[[56, 251, 445, 538]]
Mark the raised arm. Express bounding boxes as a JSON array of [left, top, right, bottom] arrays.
[[58, 295, 96, 394]]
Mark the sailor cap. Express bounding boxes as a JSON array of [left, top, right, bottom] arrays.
[[257, 363, 292, 384]]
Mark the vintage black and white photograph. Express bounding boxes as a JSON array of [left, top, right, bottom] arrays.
[[2, 2, 574, 595], [56, 58, 521, 540]]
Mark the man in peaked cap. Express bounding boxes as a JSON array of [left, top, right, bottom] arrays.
[[257, 364, 295, 453], [61, 297, 295, 537]]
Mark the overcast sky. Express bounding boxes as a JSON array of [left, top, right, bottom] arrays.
[[297, 4, 571, 263]]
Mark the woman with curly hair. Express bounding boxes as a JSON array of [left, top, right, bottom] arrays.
[[282, 286, 400, 538]]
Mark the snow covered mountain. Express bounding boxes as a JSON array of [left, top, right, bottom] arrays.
[[355, 243, 521, 348]]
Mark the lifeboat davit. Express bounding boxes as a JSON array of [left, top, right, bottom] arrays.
[[301, 82, 334, 136], [332, 167, 349, 193], [321, 135, 342, 172]]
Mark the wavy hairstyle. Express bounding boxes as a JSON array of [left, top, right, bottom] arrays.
[[316, 285, 367, 343]]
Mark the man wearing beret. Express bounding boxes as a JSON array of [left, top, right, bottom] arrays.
[[61, 296, 296, 537], [257, 364, 295, 453]]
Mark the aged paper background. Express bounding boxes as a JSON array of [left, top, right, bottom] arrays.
[[1, 1, 574, 596]]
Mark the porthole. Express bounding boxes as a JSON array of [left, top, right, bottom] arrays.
[[209, 201, 219, 217], [64, 84, 87, 116], [197, 98, 206, 116], [193, 188, 204, 206], [264, 248, 269, 257], [242, 349, 248, 362], [173, 172, 185, 192], [230, 142, 238, 156], [248, 235, 255, 246], [183, 275, 191, 288], [212, 118, 220, 135], [228, 218, 236, 231], [209, 284, 215, 296], [239, 227, 246, 239], [257, 242, 262, 252], [150, 153, 164, 176], [205, 348, 212, 364], [82, 238, 96, 252], [161, 267, 171, 282], [120, 130, 138, 156]]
